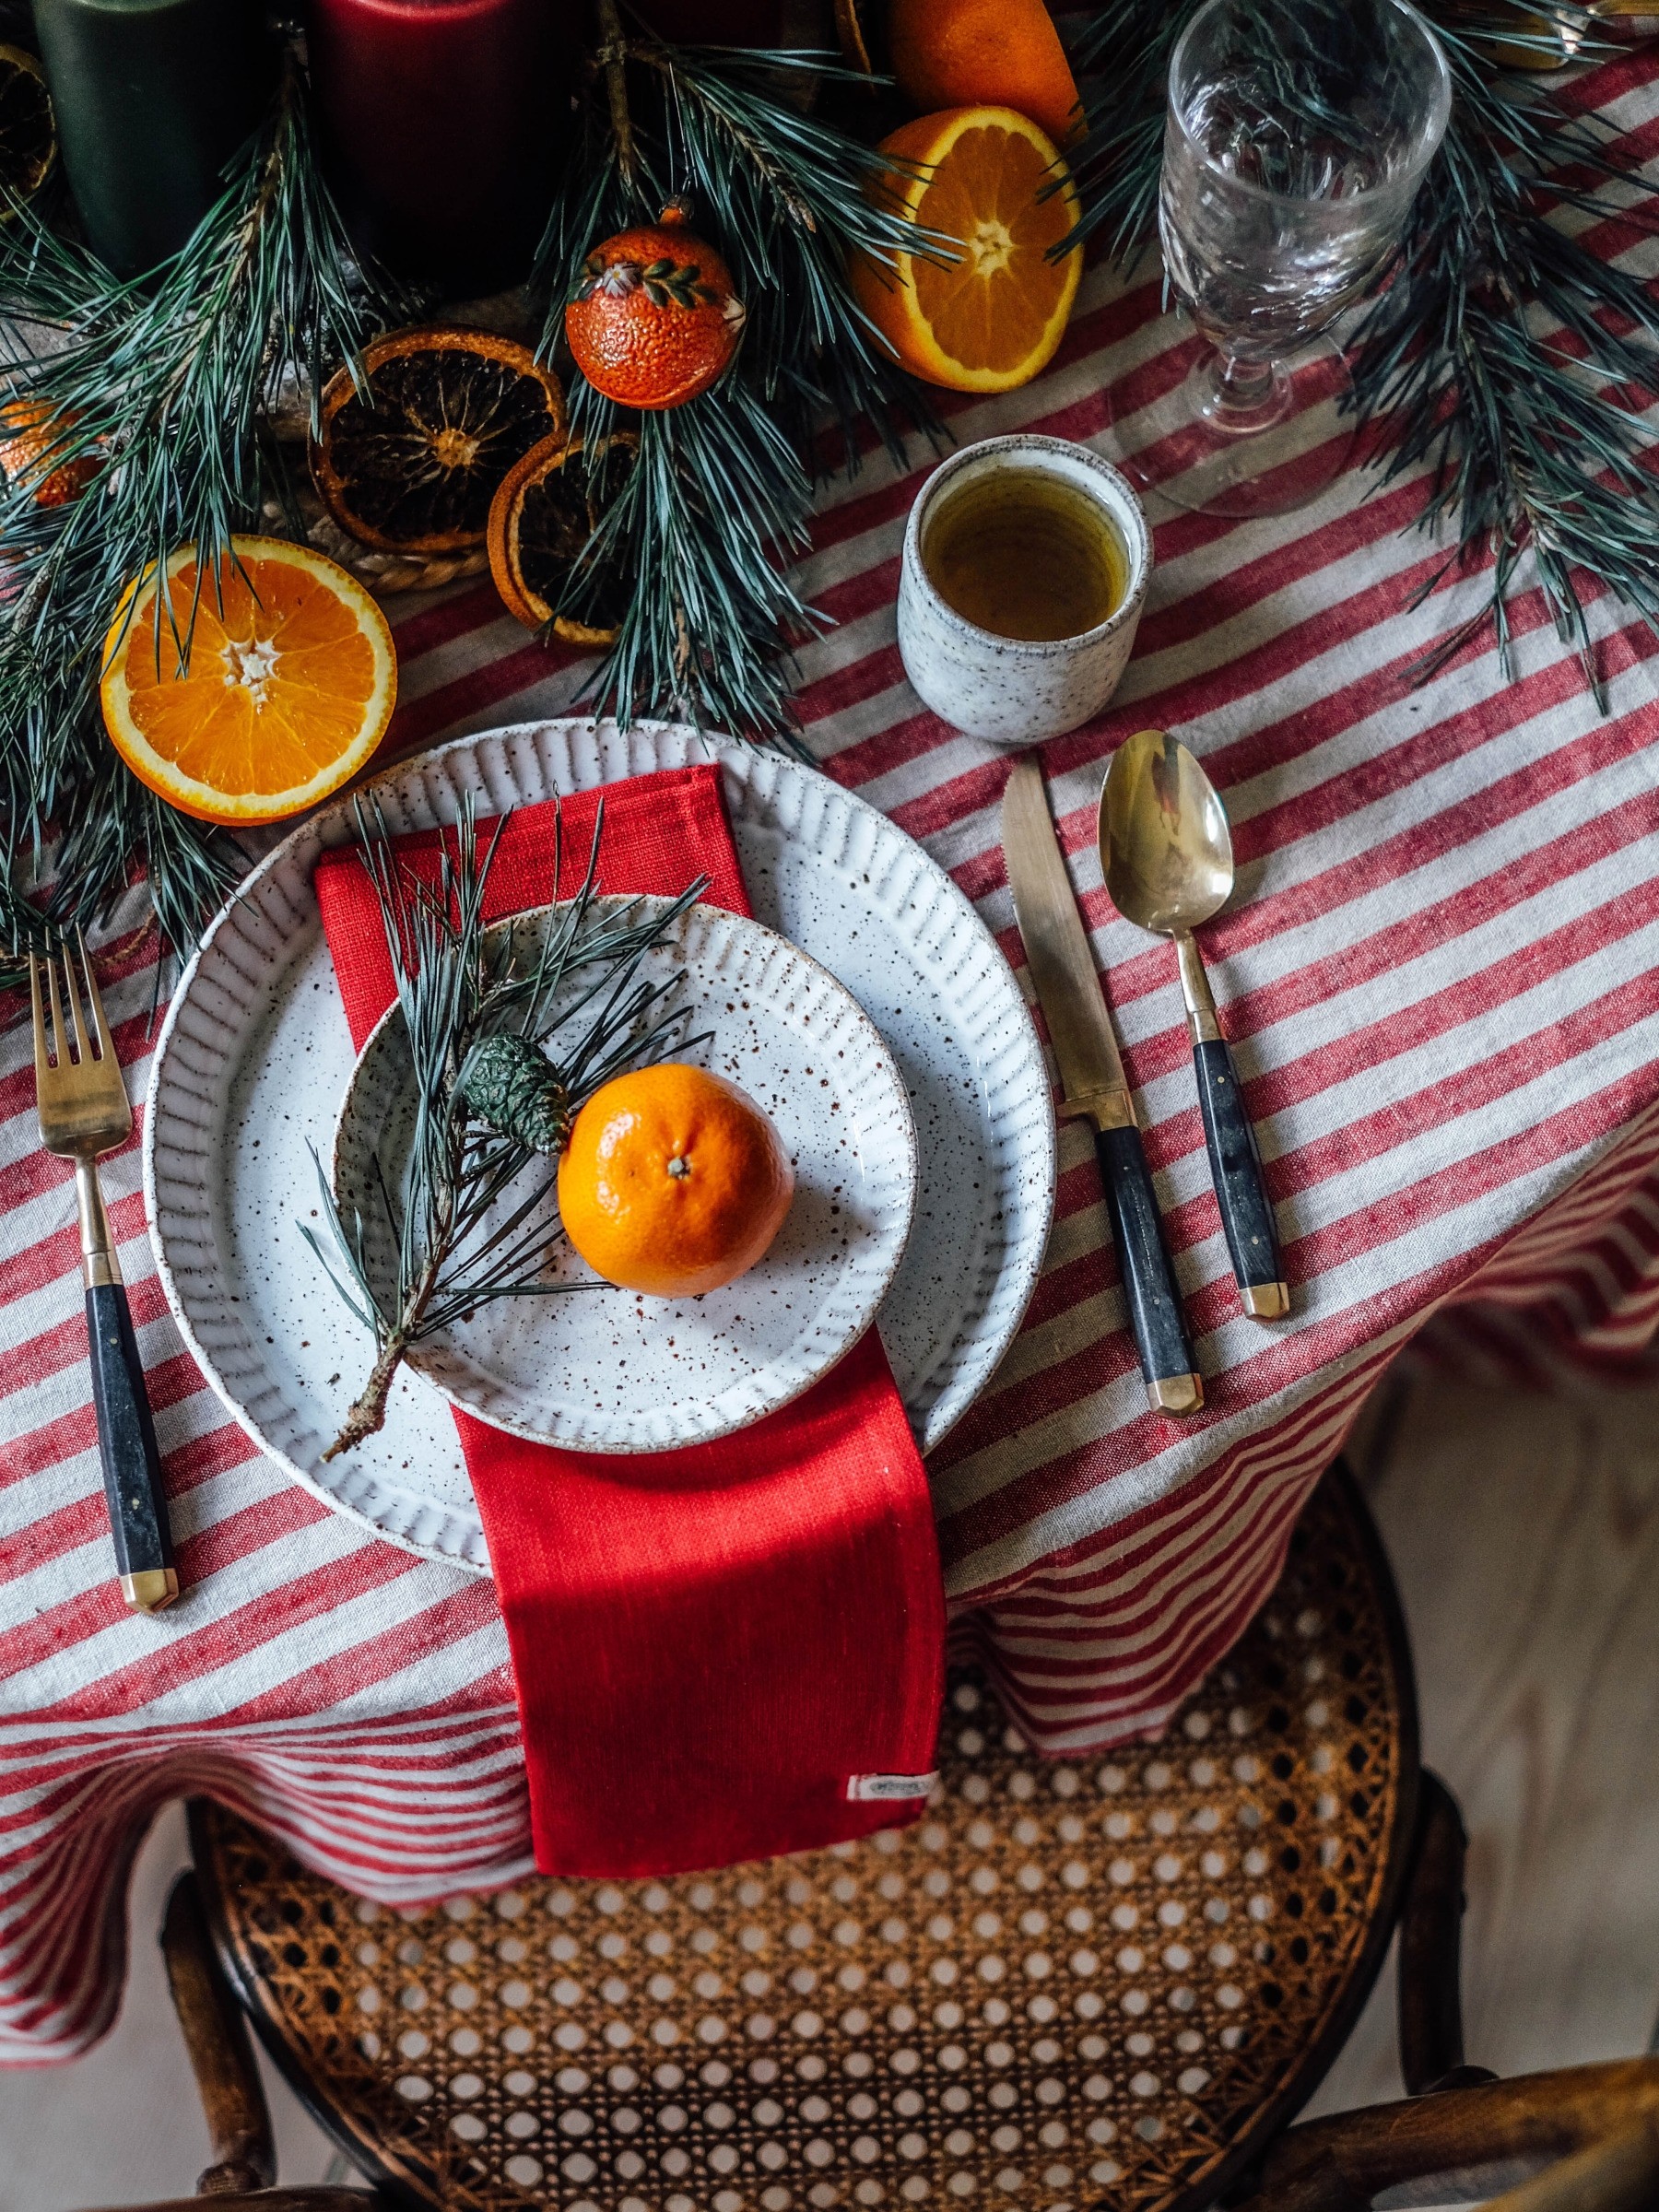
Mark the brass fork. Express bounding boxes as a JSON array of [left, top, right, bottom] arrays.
[[29, 931, 178, 1613]]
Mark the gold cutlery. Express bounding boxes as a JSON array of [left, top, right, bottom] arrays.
[[29, 931, 179, 1612], [1100, 728, 1288, 1321], [1001, 758, 1202, 1415]]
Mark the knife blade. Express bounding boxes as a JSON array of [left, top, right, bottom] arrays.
[[1001, 759, 1202, 1416]]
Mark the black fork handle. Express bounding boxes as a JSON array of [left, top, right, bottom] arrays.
[[86, 1277, 178, 1611]]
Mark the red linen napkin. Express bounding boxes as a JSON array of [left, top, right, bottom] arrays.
[[314, 765, 945, 1876]]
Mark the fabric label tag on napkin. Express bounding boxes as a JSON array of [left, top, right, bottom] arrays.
[[847, 1772, 941, 1802], [314, 763, 946, 1878]]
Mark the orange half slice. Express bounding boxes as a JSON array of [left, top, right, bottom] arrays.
[[853, 106, 1083, 394], [100, 537, 396, 826]]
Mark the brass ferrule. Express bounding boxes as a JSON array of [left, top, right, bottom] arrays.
[[75, 1159, 123, 1289], [1174, 932, 1223, 1046], [1067, 1087, 1136, 1132], [1148, 1372, 1204, 1416], [122, 1569, 180, 1614]]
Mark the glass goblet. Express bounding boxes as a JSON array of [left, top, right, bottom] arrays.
[[1120, 0, 1451, 519]]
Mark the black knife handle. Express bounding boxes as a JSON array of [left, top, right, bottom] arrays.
[[1192, 1039, 1288, 1320], [86, 1280, 179, 1610], [1093, 1124, 1203, 1414]]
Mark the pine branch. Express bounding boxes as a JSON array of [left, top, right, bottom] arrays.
[[536, 36, 942, 742], [0, 47, 406, 948], [1350, 11, 1659, 697], [1066, 0, 1659, 697], [309, 796, 710, 1457]]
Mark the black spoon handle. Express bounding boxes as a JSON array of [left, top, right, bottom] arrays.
[[1093, 1122, 1203, 1415], [1191, 1036, 1288, 1320]]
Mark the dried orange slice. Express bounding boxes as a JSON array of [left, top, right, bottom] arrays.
[[487, 430, 638, 643], [312, 327, 566, 556], [851, 107, 1082, 394], [100, 537, 395, 826]]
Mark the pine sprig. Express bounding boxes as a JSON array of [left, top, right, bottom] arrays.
[[1350, 9, 1659, 695], [305, 796, 709, 1458], [1066, 0, 1659, 695], [537, 29, 944, 741], [0, 47, 405, 948]]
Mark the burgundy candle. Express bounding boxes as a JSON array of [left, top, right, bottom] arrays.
[[304, 0, 570, 290]]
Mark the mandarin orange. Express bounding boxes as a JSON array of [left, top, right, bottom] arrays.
[[558, 1063, 794, 1298], [888, 0, 1081, 147], [850, 108, 1082, 394]]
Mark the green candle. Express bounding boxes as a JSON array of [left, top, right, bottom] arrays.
[[32, 0, 276, 277]]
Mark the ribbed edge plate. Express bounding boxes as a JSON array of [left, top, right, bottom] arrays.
[[144, 721, 1055, 1572]]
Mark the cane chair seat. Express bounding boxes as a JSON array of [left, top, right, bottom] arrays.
[[190, 1466, 1418, 2212]]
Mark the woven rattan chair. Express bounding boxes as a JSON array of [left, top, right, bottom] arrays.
[[87, 1466, 1659, 2212]]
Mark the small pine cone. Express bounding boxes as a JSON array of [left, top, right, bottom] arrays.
[[462, 1032, 572, 1154]]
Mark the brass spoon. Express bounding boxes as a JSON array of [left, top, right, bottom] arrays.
[[1099, 727, 1288, 1321]]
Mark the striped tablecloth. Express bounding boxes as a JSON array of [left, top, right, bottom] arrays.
[[6, 46, 1659, 2064]]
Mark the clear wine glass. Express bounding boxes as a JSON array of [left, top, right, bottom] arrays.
[[1117, 0, 1451, 518]]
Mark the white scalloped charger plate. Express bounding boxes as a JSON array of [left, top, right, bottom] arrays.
[[333, 899, 918, 1452], [145, 720, 1055, 1573]]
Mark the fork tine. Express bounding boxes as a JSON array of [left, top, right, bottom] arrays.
[[56, 935, 86, 1065], [42, 936, 72, 1066], [72, 927, 107, 1061], [27, 946, 51, 1087]]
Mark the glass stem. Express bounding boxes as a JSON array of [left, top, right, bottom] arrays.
[[1216, 348, 1277, 410], [1199, 344, 1294, 437]]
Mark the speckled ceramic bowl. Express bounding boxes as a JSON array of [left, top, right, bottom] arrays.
[[331, 898, 919, 1453], [896, 434, 1152, 746]]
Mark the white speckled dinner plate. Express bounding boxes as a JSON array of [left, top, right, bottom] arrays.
[[145, 720, 1055, 1572], [333, 898, 918, 1453]]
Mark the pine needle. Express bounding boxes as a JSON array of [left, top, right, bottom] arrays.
[[307, 795, 711, 1457]]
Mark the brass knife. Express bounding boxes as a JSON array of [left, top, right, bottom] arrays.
[[1001, 758, 1202, 1415]]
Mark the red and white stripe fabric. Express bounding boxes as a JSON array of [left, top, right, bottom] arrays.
[[5, 44, 1659, 2063]]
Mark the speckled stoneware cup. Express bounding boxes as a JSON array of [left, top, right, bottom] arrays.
[[897, 434, 1152, 746]]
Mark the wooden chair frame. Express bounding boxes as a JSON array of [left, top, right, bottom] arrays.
[[84, 1772, 1655, 2212]]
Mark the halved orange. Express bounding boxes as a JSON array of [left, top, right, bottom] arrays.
[[100, 537, 396, 826], [851, 107, 1082, 394]]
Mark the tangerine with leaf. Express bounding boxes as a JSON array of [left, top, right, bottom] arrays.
[[0, 397, 97, 508], [565, 202, 746, 410]]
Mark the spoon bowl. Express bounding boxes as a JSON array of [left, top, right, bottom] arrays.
[[1100, 725, 1234, 936]]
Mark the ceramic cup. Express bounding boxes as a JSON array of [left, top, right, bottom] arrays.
[[896, 433, 1153, 746]]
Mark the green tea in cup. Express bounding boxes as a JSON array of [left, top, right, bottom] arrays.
[[922, 464, 1131, 642]]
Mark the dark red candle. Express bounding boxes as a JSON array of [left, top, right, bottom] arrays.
[[303, 0, 571, 290]]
